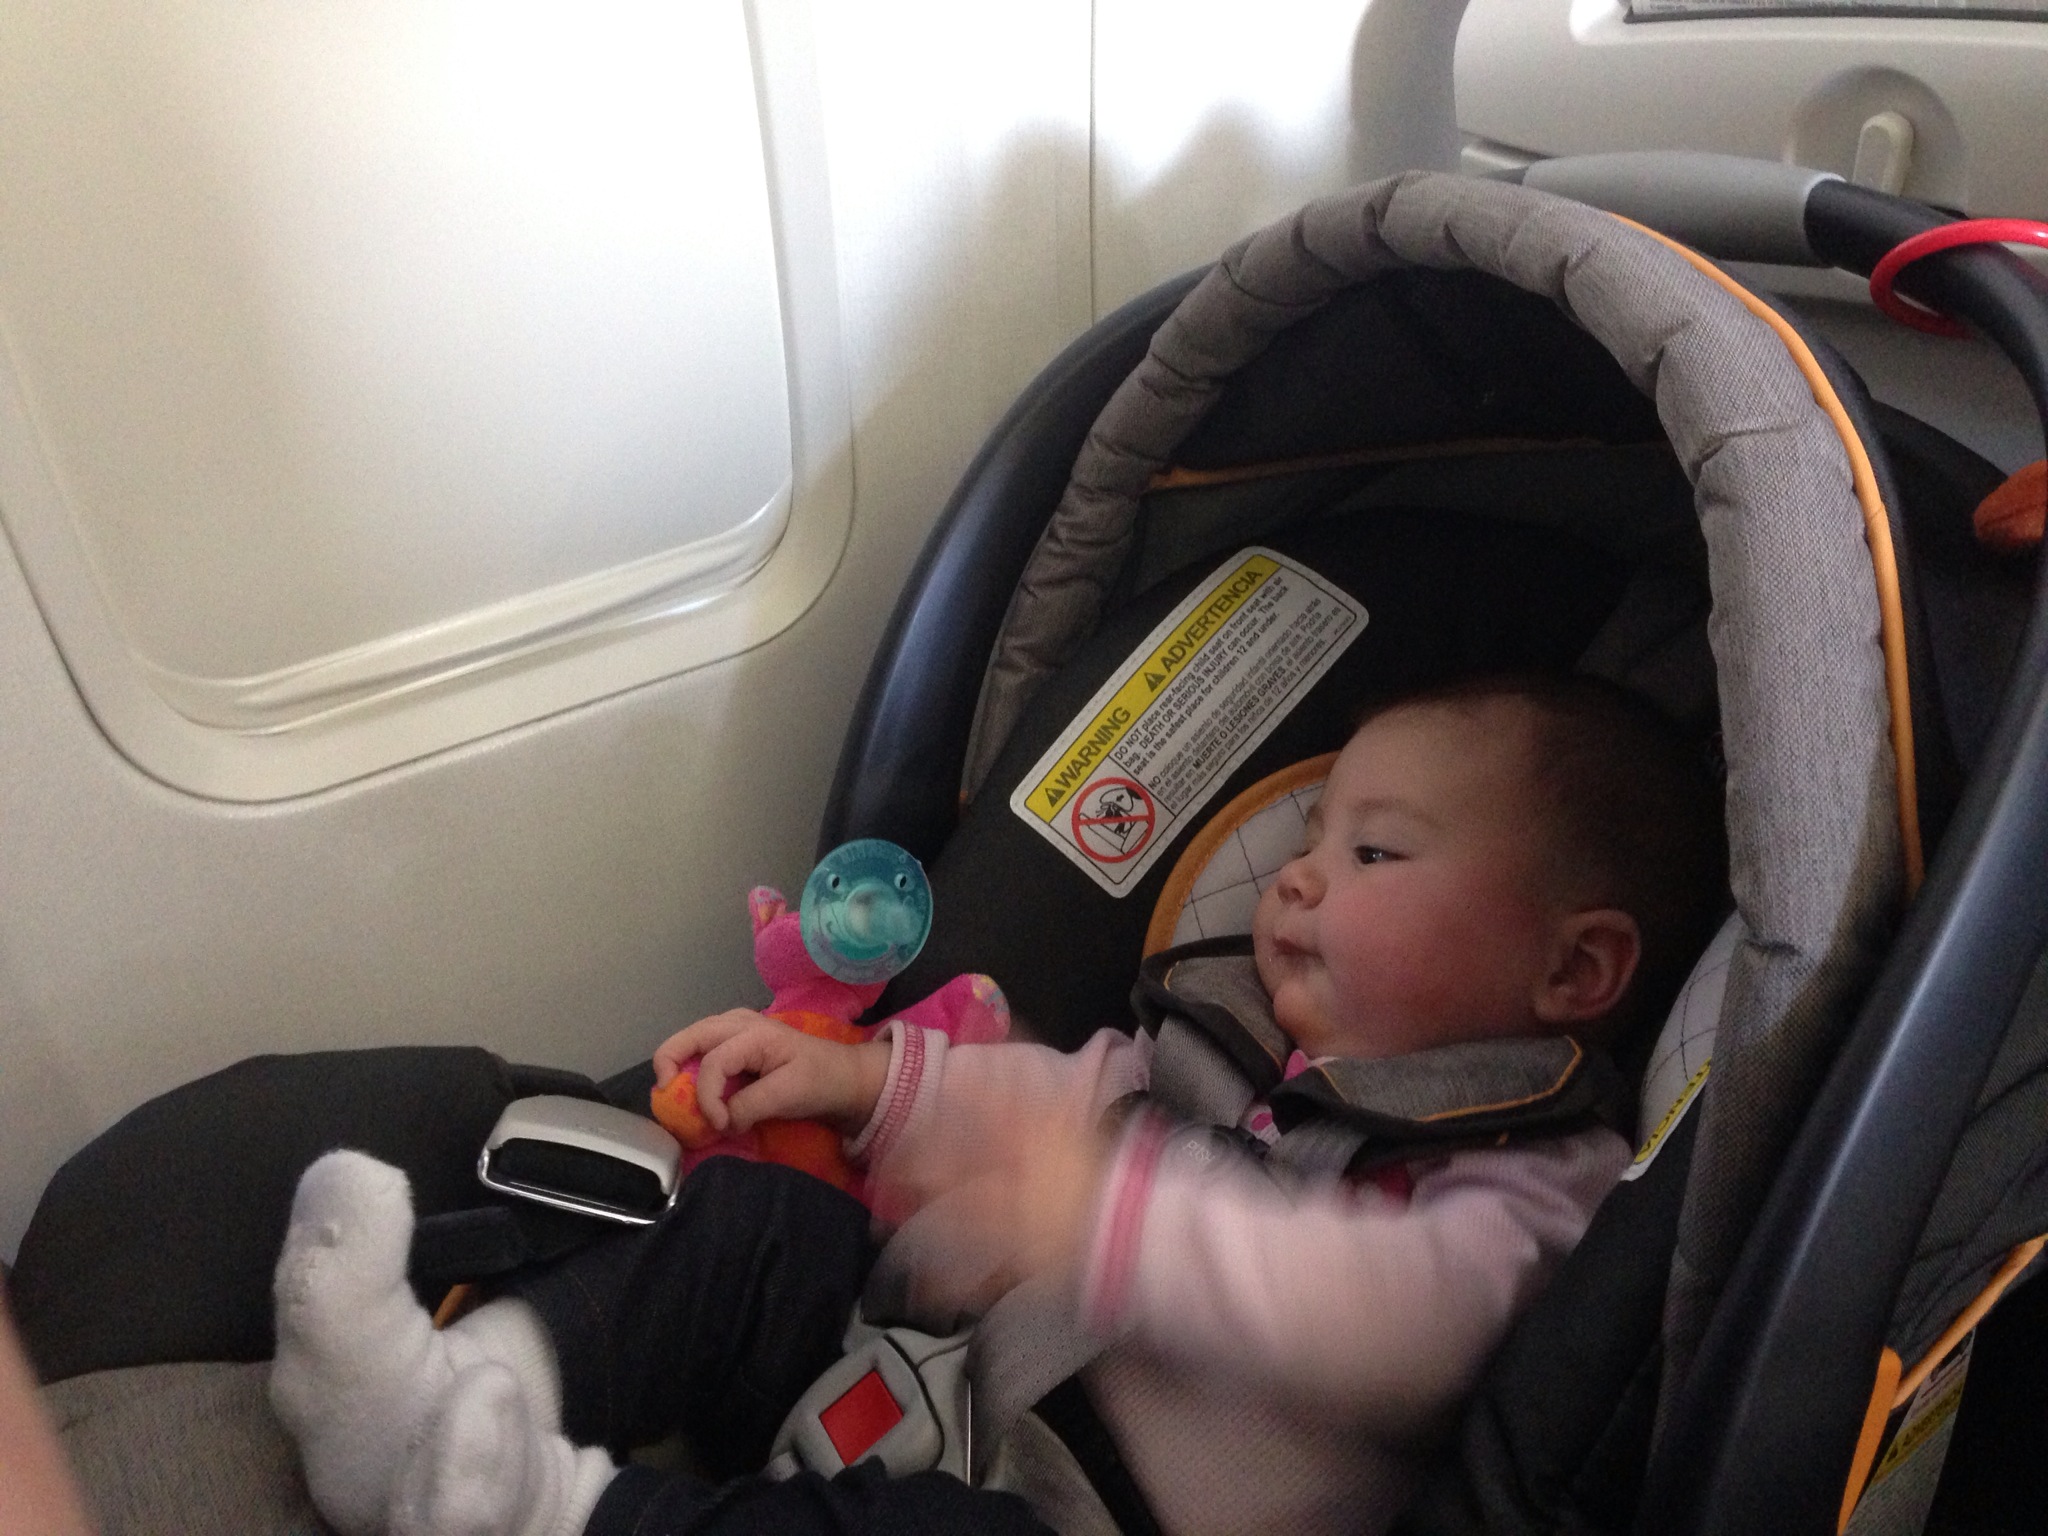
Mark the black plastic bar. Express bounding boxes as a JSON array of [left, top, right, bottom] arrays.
[[1644, 184, 2048, 1534], [1806, 180, 2048, 440], [818, 271, 1201, 863]]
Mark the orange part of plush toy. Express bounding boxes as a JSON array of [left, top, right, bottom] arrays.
[[1974, 459, 2046, 555], [646, 1073, 717, 1150], [650, 1004, 870, 1192]]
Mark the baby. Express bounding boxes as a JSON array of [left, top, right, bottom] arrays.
[[269, 675, 1725, 1536]]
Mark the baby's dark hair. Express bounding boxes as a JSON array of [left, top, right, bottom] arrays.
[[1360, 673, 1729, 1045]]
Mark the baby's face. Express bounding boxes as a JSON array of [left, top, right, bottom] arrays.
[[1252, 699, 1570, 1061]]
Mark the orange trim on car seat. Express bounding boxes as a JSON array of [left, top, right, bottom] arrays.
[[1147, 437, 1601, 492], [1610, 216, 1925, 896], [1839, 1346, 1904, 1532], [1893, 1234, 2048, 1406], [1143, 754, 1339, 956], [1838, 1236, 2047, 1528]]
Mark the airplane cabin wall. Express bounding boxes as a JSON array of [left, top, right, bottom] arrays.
[[0, 2, 1376, 1262]]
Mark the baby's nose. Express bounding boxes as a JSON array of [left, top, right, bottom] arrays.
[[1274, 852, 1319, 903]]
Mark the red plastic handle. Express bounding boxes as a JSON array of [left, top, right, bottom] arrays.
[[1869, 218, 2048, 338]]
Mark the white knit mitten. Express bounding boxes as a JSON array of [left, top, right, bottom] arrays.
[[269, 1150, 562, 1536]]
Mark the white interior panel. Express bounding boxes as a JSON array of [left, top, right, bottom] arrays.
[[1092, 0, 1378, 313], [0, 0, 1400, 1263], [1457, 0, 2048, 218], [809, 0, 1092, 521], [1454, 0, 2048, 469], [5, 1, 790, 682], [0, 0, 834, 799]]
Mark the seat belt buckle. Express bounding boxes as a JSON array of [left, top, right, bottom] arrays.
[[476, 1095, 682, 1225], [766, 1319, 972, 1482]]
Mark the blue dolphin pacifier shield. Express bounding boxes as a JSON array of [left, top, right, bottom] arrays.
[[800, 839, 933, 985]]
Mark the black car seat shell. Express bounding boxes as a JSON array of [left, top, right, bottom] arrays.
[[829, 167, 2048, 1533]]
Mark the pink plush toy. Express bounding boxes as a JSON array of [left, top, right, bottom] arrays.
[[650, 887, 1007, 1203]]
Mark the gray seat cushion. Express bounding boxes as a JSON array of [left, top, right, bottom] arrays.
[[45, 1361, 332, 1536]]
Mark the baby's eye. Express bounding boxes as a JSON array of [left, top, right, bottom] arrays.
[[1353, 845, 1391, 866]]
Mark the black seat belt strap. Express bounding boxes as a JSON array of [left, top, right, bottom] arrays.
[[1031, 1376, 1165, 1536]]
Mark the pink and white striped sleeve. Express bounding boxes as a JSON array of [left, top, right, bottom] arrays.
[[1079, 1123, 1632, 1432], [846, 1022, 1148, 1176]]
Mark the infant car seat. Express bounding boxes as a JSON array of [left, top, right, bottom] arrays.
[[825, 160, 2048, 1535], [14, 160, 2048, 1536]]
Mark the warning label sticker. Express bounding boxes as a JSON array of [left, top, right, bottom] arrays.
[[1071, 778, 1156, 864], [1010, 548, 1365, 896]]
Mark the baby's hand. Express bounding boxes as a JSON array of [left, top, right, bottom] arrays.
[[653, 1010, 889, 1137], [1000, 1124, 1108, 1281], [880, 1101, 1109, 1283], [651, 1010, 759, 1088]]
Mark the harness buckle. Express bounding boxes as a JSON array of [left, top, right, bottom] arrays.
[[766, 1314, 973, 1482]]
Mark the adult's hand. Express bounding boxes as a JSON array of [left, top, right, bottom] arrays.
[[0, 1293, 96, 1536]]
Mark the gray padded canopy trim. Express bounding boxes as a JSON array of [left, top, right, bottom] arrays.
[[962, 171, 1905, 1405]]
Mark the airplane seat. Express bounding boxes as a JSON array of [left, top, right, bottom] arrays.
[[10, 1050, 636, 1387], [14, 165, 2048, 1536]]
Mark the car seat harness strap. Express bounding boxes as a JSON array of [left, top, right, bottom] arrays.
[[1134, 938, 1631, 1171]]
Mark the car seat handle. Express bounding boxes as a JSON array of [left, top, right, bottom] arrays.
[[1869, 218, 2048, 337], [1516, 151, 1842, 266]]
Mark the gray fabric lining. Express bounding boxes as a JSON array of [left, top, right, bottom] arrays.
[[979, 1408, 1122, 1536], [1345, 443, 1719, 723], [1120, 441, 1698, 604], [1341, 442, 1700, 563], [1575, 562, 1720, 729], [1888, 944, 2048, 1365], [1268, 1121, 1371, 1182], [966, 1275, 1106, 1482], [957, 172, 1904, 1412], [1159, 954, 1291, 1068], [1148, 1015, 1258, 1128]]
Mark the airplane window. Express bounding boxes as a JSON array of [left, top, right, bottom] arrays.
[[0, 2, 845, 800]]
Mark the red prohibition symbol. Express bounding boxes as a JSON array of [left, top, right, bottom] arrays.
[[1071, 777, 1157, 863]]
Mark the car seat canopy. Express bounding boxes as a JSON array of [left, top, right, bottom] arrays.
[[966, 170, 1912, 1393]]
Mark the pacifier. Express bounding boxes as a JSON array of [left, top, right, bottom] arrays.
[[799, 839, 933, 985]]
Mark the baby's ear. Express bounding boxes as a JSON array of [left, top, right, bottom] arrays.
[[1535, 909, 1641, 1026]]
